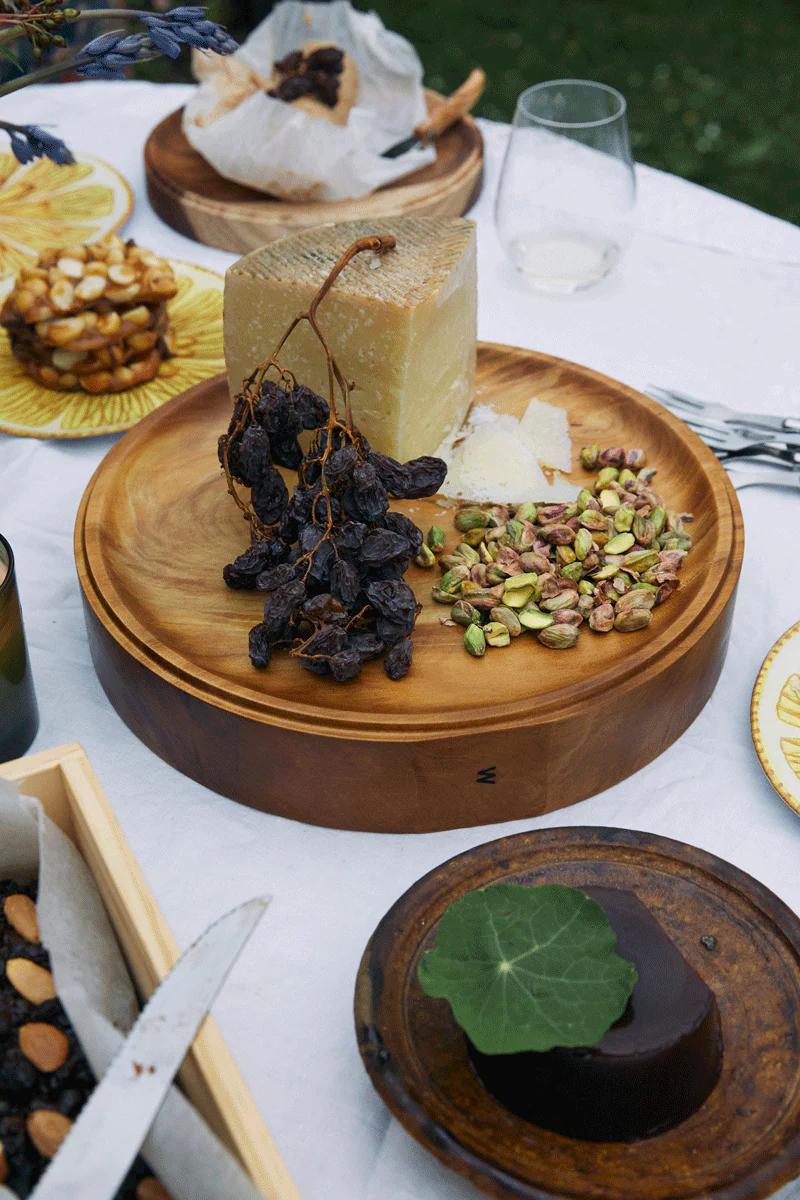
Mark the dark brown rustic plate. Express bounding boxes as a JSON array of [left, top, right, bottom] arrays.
[[355, 827, 800, 1200]]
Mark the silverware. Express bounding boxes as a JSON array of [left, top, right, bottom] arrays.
[[725, 461, 800, 491], [30, 897, 268, 1200], [647, 385, 800, 447], [674, 420, 800, 467]]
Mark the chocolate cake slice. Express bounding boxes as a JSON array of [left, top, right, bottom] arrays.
[[469, 886, 722, 1141]]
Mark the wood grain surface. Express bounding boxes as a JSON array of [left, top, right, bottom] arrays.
[[355, 826, 800, 1200], [74, 345, 744, 832], [143, 94, 484, 254]]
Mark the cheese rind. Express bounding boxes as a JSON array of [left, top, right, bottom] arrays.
[[223, 217, 477, 462]]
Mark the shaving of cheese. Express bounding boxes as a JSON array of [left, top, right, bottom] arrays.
[[436, 397, 576, 504]]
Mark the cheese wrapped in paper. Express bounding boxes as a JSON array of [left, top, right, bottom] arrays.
[[224, 217, 477, 462]]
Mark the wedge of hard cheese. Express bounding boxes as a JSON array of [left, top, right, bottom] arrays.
[[224, 217, 477, 461]]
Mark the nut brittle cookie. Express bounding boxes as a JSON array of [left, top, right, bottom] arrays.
[[2, 237, 177, 325], [1, 238, 178, 396]]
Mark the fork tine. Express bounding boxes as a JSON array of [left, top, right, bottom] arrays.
[[647, 402, 738, 445], [646, 385, 705, 412]]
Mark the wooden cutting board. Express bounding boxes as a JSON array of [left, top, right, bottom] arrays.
[[74, 345, 743, 832], [144, 94, 483, 254]]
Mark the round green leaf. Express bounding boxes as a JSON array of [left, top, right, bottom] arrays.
[[417, 883, 638, 1055]]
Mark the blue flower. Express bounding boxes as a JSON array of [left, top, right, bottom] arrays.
[[2, 124, 75, 167]]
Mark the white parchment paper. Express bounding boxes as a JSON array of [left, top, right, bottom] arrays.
[[183, 0, 436, 200], [0, 779, 264, 1200]]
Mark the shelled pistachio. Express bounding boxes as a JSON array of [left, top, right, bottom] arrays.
[[428, 445, 692, 661]]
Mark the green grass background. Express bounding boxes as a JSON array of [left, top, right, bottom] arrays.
[[201, 0, 799, 225]]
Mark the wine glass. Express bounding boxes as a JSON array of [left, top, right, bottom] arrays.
[[495, 80, 636, 293]]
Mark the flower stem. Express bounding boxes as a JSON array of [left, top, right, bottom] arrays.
[[0, 8, 152, 50], [0, 56, 86, 96]]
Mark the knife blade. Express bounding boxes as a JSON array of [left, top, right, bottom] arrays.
[[30, 896, 268, 1200], [382, 68, 485, 158]]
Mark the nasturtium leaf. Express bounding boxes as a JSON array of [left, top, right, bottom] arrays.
[[417, 883, 638, 1055]]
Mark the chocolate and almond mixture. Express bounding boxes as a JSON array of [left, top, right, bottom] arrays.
[[267, 44, 345, 107], [0, 879, 171, 1199]]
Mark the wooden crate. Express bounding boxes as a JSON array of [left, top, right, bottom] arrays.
[[0, 742, 299, 1200]]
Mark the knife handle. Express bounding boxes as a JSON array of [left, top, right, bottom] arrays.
[[415, 68, 486, 142]]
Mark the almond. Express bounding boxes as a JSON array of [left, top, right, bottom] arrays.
[[61, 243, 89, 262], [136, 1178, 173, 1200], [38, 365, 61, 388], [122, 305, 151, 328], [75, 274, 106, 302], [84, 261, 108, 277], [108, 264, 136, 286], [19, 1022, 69, 1072], [106, 283, 140, 304], [59, 372, 79, 389], [151, 276, 177, 298], [96, 311, 121, 337], [3, 893, 40, 943], [7, 958, 56, 1005], [26, 1110, 72, 1158], [47, 316, 85, 345], [13, 288, 36, 315], [81, 370, 113, 394], [51, 349, 87, 371], [50, 280, 76, 313], [113, 366, 135, 388], [57, 256, 85, 280], [27, 277, 49, 298], [127, 330, 157, 354]]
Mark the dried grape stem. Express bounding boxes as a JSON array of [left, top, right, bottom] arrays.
[[221, 235, 397, 563]]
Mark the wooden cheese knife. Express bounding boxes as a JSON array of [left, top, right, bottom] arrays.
[[382, 67, 486, 158]]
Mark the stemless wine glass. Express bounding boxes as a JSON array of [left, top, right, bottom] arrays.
[[495, 80, 636, 293]]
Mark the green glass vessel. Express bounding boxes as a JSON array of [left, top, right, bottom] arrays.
[[0, 534, 39, 762]]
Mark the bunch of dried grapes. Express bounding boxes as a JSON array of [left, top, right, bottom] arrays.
[[219, 236, 447, 684]]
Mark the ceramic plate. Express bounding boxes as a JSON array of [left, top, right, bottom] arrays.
[[0, 152, 132, 286], [752, 620, 800, 815], [0, 261, 224, 438], [356, 827, 800, 1200]]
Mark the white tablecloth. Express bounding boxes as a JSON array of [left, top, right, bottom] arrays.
[[2, 81, 800, 1200]]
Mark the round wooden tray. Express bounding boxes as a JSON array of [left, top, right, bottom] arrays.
[[355, 826, 800, 1200], [74, 345, 743, 832], [143, 94, 484, 255]]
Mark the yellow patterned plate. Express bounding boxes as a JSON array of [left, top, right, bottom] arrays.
[[752, 621, 800, 815], [0, 260, 224, 438], [0, 152, 132, 284]]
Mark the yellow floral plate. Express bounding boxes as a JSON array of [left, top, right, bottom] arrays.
[[0, 260, 224, 438], [752, 620, 800, 815], [0, 152, 133, 284]]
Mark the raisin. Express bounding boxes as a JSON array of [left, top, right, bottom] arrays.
[[329, 650, 363, 682], [329, 560, 361, 609], [223, 539, 289, 589], [252, 467, 288, 525], [290, 384, 329, 430], [384, 638, 413, 680], [360, 529, 412, 566]]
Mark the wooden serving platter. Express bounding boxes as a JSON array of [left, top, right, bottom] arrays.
[[0, 743, 298, 1200], [355, 826, 800, 1200], [74, 346, 743, 833], [144, 94, 483, 254]]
